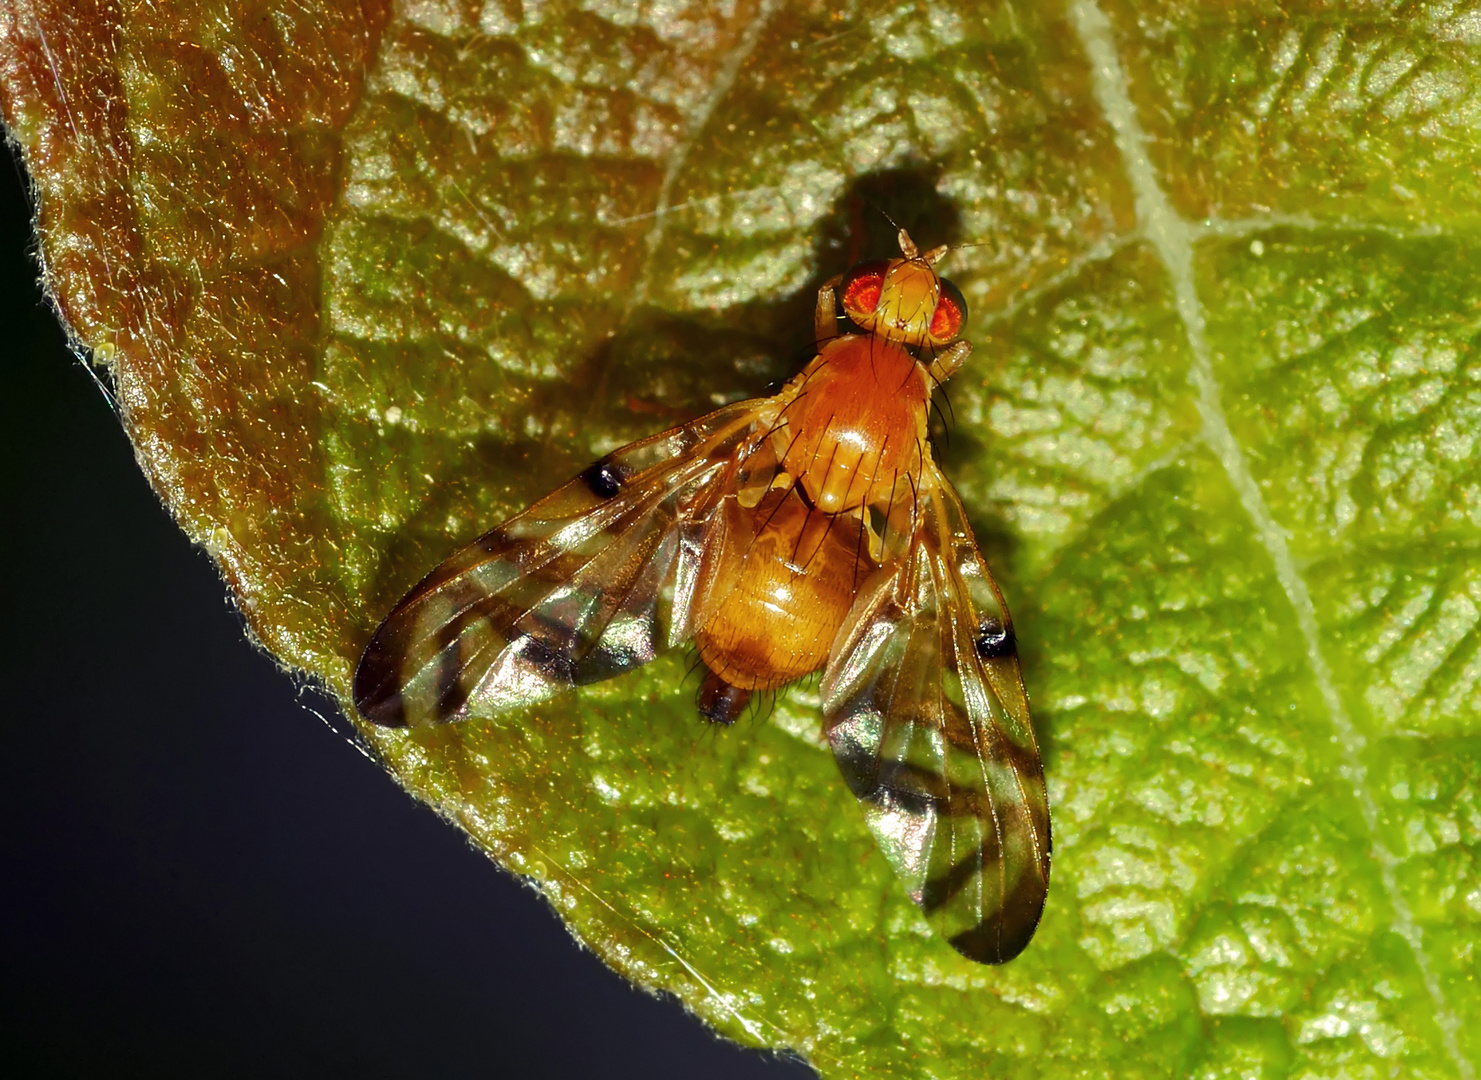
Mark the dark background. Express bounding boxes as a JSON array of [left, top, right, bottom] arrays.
[[0, 142, 815, 1079]]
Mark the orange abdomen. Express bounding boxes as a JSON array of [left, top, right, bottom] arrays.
[[696, 490, 863, 691]]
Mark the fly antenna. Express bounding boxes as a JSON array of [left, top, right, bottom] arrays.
[[924, 238, 989, 264], [864, 201, 902, 233], [861, 201, 912, 255]]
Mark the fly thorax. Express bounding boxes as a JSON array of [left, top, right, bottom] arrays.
[[779, 336, 929, 514]]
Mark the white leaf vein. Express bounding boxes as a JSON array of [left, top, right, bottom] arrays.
[[1069, 2, 1473, 1073]]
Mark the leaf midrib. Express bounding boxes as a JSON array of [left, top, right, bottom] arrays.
[[1070, 2, 1473, 1074]]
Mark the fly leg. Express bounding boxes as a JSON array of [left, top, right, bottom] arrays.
[[924, 340, 972, 385], [814, 274, 843, 347]]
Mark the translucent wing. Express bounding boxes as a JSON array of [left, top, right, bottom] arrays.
[[354, 399, 774, 727], [821, 464, 1051, 964]]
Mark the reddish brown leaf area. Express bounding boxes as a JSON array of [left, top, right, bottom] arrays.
[[0, 0, 391, 675]]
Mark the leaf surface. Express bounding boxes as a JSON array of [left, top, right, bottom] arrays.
[[3, 0, 1479, 1075]]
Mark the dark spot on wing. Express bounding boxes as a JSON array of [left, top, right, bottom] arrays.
[[974, 616, 1016, 660], [582, 460, 624, 499]]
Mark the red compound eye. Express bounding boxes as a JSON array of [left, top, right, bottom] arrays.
[[929, 279, 967, 340], [840, 260, 890, 317]]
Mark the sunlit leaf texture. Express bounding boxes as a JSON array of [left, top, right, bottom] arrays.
[[4, 0, 1480, 1075]]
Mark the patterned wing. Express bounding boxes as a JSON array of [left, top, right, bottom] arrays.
[[354, 400, 773, 728], [821, 464, 1050, 964]]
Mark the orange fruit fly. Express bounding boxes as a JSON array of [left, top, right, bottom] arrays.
[[354, 231, 1051, 964]]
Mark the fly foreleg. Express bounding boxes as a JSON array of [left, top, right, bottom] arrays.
[[814, 274, 842, 347], [924, 340, 972, 385]]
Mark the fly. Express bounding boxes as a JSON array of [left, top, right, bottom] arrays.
[[354, 230, 1051, 963]]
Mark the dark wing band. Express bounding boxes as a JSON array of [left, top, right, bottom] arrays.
[[821, 466, 1050, 964], [354, 400, 769, 727]]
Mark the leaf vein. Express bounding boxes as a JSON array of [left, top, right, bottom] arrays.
[[1070, 2, 1474, 1073], [630, 0, 785, 310]]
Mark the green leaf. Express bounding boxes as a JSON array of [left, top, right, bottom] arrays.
[[4, 0, 1479, 1076]]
